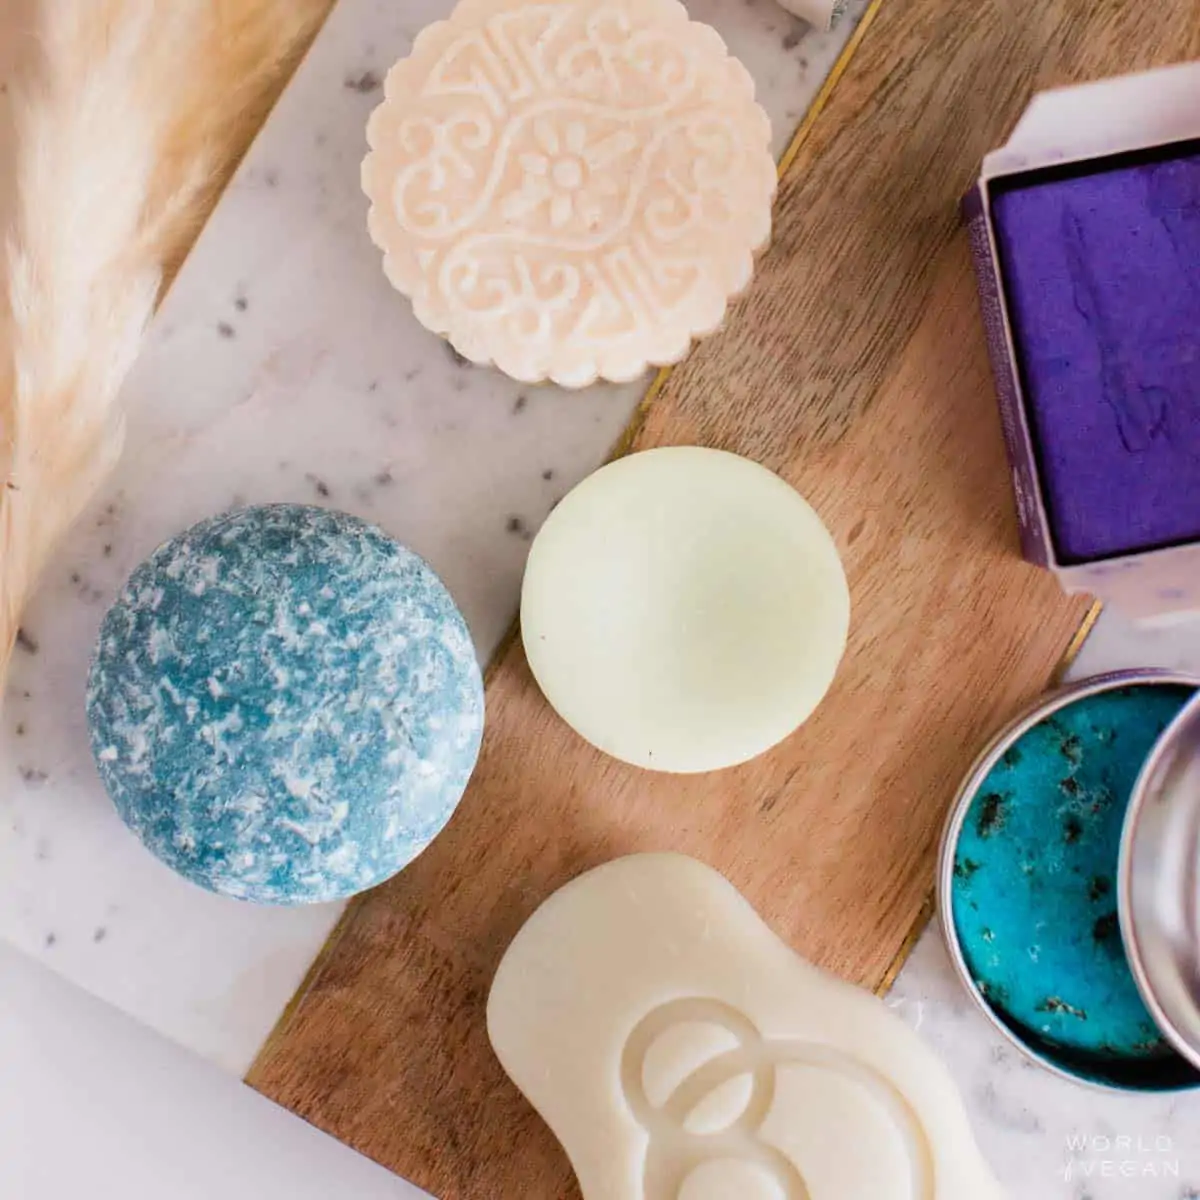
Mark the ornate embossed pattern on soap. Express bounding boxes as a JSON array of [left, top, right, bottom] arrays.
[[362, 0, 776, 387], [991, 150, 1200, 562]]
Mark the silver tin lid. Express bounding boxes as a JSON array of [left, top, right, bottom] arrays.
[[1120, 691, 1200, 1072]]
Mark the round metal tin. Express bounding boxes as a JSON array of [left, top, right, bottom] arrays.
[[937, 669, 1200, 1093], [1120, 689, 1200, 1073]]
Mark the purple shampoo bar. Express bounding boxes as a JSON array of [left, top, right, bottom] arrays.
[[966, 64, 1200, 620], [992, 153, 1200, 562]]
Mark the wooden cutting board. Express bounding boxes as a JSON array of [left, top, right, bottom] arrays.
[[243, 1, 1200, 1197]]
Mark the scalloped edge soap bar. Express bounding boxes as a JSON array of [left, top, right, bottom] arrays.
[[488, 854, 1005, 1199], [362, 0, 777, 387]]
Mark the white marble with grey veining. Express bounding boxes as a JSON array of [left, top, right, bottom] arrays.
[[0, 0, 869, 1075], [4, 1, 1200, 1196]]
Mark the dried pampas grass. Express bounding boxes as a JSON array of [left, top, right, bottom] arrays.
[[0, 0, 330, 686]]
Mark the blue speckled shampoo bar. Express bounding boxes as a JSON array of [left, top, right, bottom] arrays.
[[87, 505, 484, 905], [951, 683, 1193, 1084]]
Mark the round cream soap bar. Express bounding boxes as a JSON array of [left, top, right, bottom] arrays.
[[520, 447, 850, 772], [362, 0, 777, 388]]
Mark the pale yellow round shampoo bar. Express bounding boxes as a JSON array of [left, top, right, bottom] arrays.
[[362, 0, 777, 388], [520, 448, 850, 772]]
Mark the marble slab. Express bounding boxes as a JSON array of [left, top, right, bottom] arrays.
[[4, 1, 1200, 1195], [0, 0, 869, 1075]]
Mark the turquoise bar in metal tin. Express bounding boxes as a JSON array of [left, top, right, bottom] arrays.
[[937, 671, 1200, 1093]]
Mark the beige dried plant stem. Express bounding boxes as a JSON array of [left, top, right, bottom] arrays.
[[0, 0, 329, 689]]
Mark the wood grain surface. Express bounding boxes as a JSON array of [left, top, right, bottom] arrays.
[[244, 2, 1200, 1198]]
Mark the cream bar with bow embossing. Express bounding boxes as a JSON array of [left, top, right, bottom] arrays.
[[363, 0, 777, 387], [488, 854, 1005, 1200]]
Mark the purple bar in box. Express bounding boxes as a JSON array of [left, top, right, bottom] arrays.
[[992, 152, 1200, 564], [964, 64, 1200, 621]]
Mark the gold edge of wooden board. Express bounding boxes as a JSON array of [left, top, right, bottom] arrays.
[[1054, 598, 1104, 685], [776, 0, 886, 181], [876, 894, 936, 997]]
